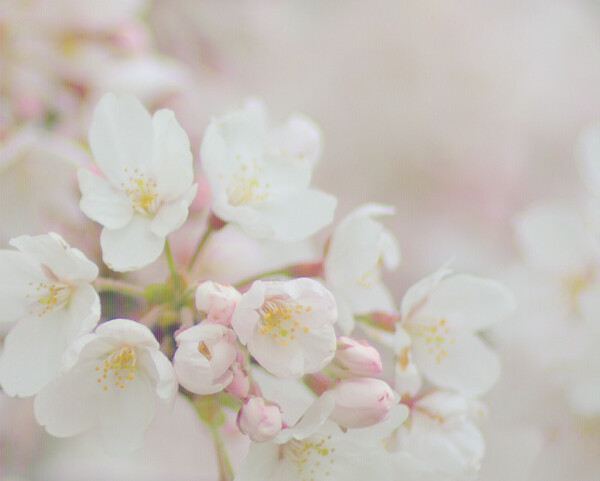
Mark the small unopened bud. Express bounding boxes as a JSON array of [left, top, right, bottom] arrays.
[[328, 378, 398, 429], [237, 397, 283, 442], [225, 360, 250, 398], [195, 281, 241, 326], [335, 337, 382, 376]]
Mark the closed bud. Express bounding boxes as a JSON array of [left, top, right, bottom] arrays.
[[237, 397, 283, 442], [195, 281, 241, 326], [335, 337, 382, 376]]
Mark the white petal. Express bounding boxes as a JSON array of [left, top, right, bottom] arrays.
[[77, 168, 133, 229], [173, 342, 214, 394], [150, 184, 197, 238], [401, 267, 452, 321], [339, 281, 396, 315], [413, 332, 500, 395], [235, 442, 279, 481], [267, 114, 322, 168], [95, 319, 160, 350], [88, 93, 153, 186], [0, 250, 45, 322], [277, 393, 335, 443], [0, 311, 71, 396], [416, 274, 515, 332], [348, 404, 409, 444], [257, 189, 337, 242], [334, 294, 356, 335], [10, 233, 98, 283], [145, 349, 177, 401], [149, 109, 194, 201], [514, 202, 599, 273], [249, 334, 305, 379], [98, 375, 157, 455], [295, 326, 337, 373], [100, 216, 165, 272], [67, 284, 101, 337], [34, 360, 105, 436]]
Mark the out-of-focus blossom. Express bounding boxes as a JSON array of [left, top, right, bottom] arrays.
[[324, 203, 400, 334], [397, 268, 514, 396], [0, 233, 99, 397], [327, 377, 398, 429], [173, 323, 237, 395], [34, 319, 177, 455], [200, 99, 337, 242], [78, 93, 197, 271], [231, 278, 337, 379], [237, 396, 283, 442], [195, 281, 241, 326]]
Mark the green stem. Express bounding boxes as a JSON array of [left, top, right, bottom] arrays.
[[210, 423, 234, 481], [93, 278, 145, 298], [188, 228, 212, 272], [164, 239, 178, 279]]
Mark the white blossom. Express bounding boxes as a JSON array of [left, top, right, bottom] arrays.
[[78, 93, 197, 271], [200, 99, 337, 241], [33, 319, 177, 455], [231, 278, 337, 379], [324, 203, 400, 334], [0, 233, 99, 397], [398, 268, 514, 396]]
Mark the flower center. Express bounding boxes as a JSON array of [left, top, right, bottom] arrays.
[[26, 280, 72, 317], [95, 346, 137, 391], [226, 158, 270, 206], [121, 168, 159, 215], [405, 317, 456, 364], [282, 435, 336, 479], [258, 300, 312, 346]]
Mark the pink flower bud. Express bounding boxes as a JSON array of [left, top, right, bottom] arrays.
[[224, 361, 250, 399], [335, 337, 382, 376], [195, 281, 241, 326], [328, 378, 398, 429], [237, 397, 283, 442]]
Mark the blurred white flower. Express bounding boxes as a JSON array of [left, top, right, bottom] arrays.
[[398, 268, 514, 396], [78, 93, 197, 271], [324, 203, 400, 334], [33, 319, 177, 455], [0, 233, 99, 397], [173, 322, 237, 395], [231, 278, 337, 379], [200, 99, 337, 241]]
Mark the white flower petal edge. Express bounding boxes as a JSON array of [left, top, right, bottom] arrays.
[[231, 278, 337, 379], [235, 395, 408, 481], [33, 319, 177, 455], [324, 203, 400, 334], [79, 93, 196, 271], [0, 233, 100, 397], [400, 268, 515, 396], [200, 99, 337, 242]]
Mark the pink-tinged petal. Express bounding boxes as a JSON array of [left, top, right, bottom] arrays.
[[149, 109, 194, 201], [34, 359, 106, 436], [258, 189, 337, 242], [173, 342, 213, 394], [88, 93, 153, 186], [150, 184, 197, 238], [416, 274, 515, 332], [0, 250, 45, 322], [67, 284, 101, 337], [95, 319, 160, 350], [98, 375, 157, 455], [10, 233, 98, 283], [0, 310, 71, 396], [413, 332, 500, 396], [100, 215, 164, 272], [77, 168, 133, 229]]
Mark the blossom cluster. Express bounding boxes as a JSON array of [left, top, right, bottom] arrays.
[[0, 92, 515, 481]]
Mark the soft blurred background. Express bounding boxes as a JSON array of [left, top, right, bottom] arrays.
[[2, 0, 600, 479]]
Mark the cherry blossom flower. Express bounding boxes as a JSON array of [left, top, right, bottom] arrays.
[[78, 93, 197, 271], [0, 233, 100, 397], [397, 268, 514, 396], [173, 323, 237, 395], [235, 394, 408, 481], [33, 319, 177, 455], [231, 278, 337, 379], [195, 281, 241, 326], [324, 203, 400, 333], [237, 396, 283, 442], [200, 99, 337, 242]]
